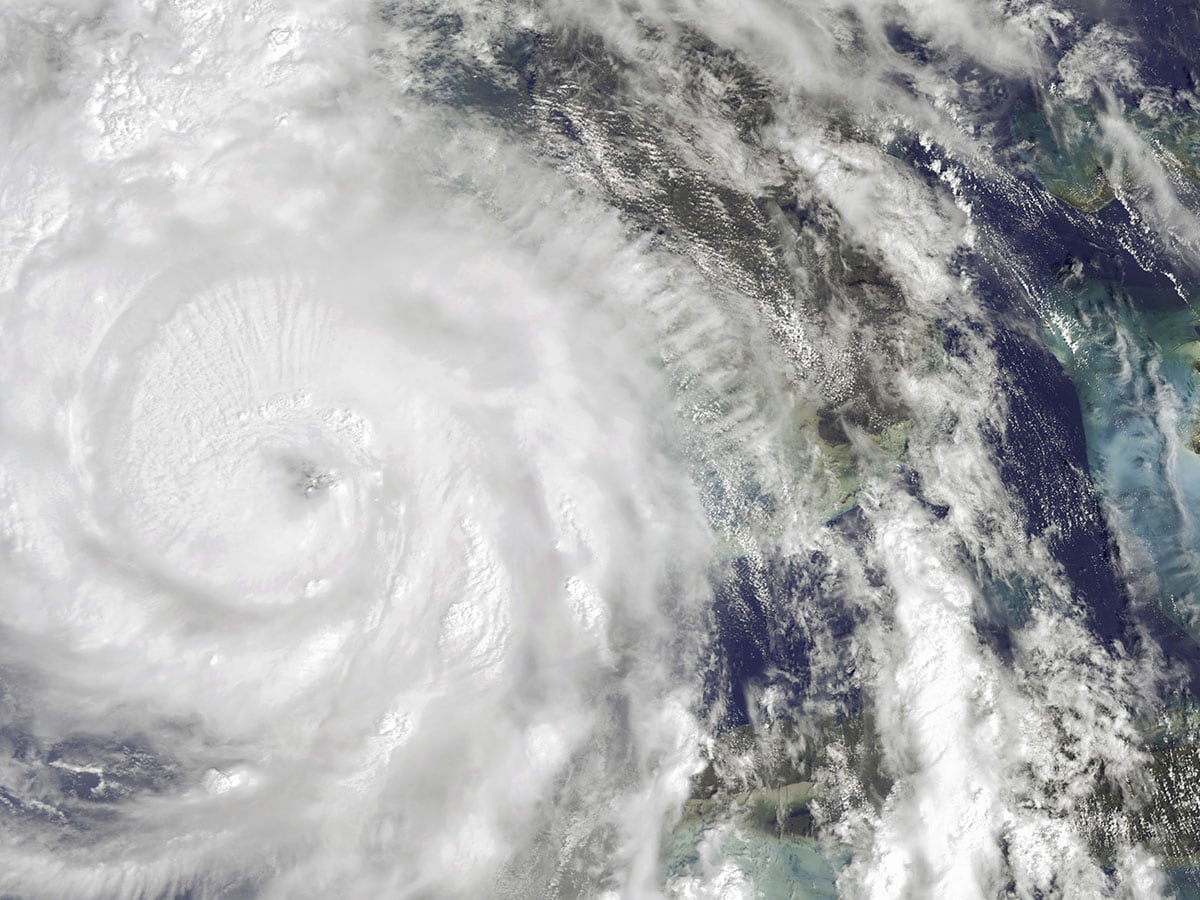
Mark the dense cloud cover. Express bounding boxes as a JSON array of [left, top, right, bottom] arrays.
[[1, 0, 1199, 898]]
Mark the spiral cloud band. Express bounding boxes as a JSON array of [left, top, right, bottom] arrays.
[[0, 5, 716, 894], [6, 0, 1200, 896], [5, 183, 710, 898]]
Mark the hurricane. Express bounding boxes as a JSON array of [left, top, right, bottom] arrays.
[[3, 0, 1200, 898]]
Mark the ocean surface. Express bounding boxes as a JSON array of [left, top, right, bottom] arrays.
[[2, 0, 1200, 897]]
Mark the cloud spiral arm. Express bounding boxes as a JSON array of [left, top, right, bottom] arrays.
[[0, 123, 714, 896], [3, 0, 1200, 896]]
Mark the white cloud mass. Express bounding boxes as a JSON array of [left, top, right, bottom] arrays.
[[0, 0, 1193, 898]]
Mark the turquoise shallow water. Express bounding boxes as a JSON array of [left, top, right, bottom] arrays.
[[1042, 279, 1200, 641], [663, 822, 840, 899]]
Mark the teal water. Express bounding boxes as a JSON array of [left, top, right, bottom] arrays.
[[1042, 278, 1200, 640]]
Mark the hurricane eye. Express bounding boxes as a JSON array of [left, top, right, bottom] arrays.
[[292, 462, 338, 499]]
